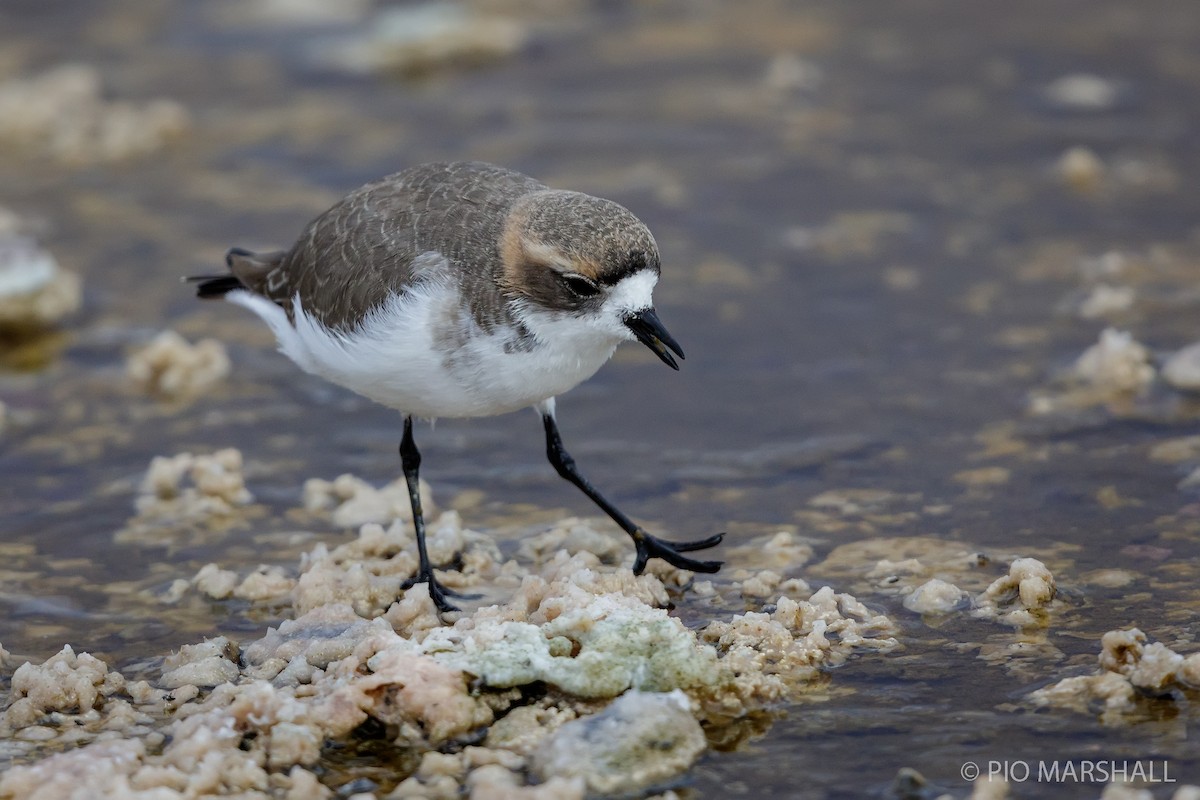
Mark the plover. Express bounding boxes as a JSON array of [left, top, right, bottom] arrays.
[[191, 161, 722, 611]]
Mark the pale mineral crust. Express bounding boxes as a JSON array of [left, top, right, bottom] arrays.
[[112, 448, 255, 547], [4, 645, 127, 730], [1071, 328, 1155, 392], [2, 464, 901, 799], [0, 230, 80, 333], [903, 578, 966, 614], [136, 448, 254, 517], [0, 64, 188, 164], [126, 331, 231, 401], [971, 557, 1057, 626], [302, 473, 433, 528], [1030, 327, 1159, 413], [1056, 146, 1106, 193], [1, 500, 898, 799], [1030, 627, 1200, 723], [530, 690, 706, 796], [159, 638, 240, 690], [1162, 341, 1200, 392], [312, 3, 527, 78]]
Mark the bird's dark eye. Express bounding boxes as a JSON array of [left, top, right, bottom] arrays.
[[561, 273, 600, 297]]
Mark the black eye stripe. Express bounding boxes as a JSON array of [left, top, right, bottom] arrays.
[[562, 273, 600, 297]]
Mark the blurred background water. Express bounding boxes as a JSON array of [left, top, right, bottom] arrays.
[[3, 1, 1200, 796]]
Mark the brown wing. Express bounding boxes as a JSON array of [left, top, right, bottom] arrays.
[[237, 162, 545, 332]]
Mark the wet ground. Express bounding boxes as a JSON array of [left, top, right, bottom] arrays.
[[3, 0, 1200, 797]]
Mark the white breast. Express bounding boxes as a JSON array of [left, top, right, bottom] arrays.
[[225, 280, 623, 419]]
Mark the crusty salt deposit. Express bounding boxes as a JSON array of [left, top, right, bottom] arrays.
[[972, 557, 1056, 626], [1046, 73, 1118, 109], [530, 690, 706, 796], [312, 2, 527, 77], [763, 53, 823, 93], [190, 563, 294, 603], [116, 449, 257, 546], [1148, 436, 1200, 464], [292, 511, 499, 617], [135, 448, 253, 517], [160, 637, 240, 689], [1076, 284, 1135, 319], [903, 578, 966, 614], [0, 64, 188, 163], [516, 516, 627, 566], [699, 588, 897, 719], [0, 234, 56, 299], [815, 536, 1062, 632], [126, 330, 231, 401], [735, 568, 811, 600], [1031, 328, 1158, 414], [1162, 340, 1200, 392], [1095, 628, 1195, 693], [4, 645, 126, 730], [1030, 628, 1200, 723], [0, 231, 80, 332], [724, 529, 815, 571], [1072, 328, 1155, 392], [1044, 74, 1120, 110], [242, 0, 371, 25], [1056, 146, 1106, 193], [302, 473, 432, 528], [424, 575, 720, 699], [1, 501, 898, 799], [243, 603, 394, 676]]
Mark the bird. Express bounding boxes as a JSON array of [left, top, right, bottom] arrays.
[[190, 161, 723, 612]]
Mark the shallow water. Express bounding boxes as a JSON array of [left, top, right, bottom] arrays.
[[4, 0, 1200, 796]]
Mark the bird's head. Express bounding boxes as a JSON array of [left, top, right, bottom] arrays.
[[498, 190, 684, 369]]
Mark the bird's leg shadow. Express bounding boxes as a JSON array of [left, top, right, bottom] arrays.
[[541, 412, 723, 574]]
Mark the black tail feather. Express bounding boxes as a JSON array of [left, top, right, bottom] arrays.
[[186, 274, 246, 299], [225, 247, 255, 267], [187, 247, 279, 299]]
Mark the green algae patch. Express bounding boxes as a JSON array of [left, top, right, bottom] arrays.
[[424, 593, 721, 698]]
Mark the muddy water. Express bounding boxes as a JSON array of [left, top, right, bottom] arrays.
[[3, 0, 1200, 796]]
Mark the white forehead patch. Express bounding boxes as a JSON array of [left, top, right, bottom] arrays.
[[522, 238, 572, 271], [607, 269, 658, 313]]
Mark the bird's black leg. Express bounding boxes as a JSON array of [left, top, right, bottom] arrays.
[[541, 412, 723, 574], [397, 416, 472, 613]]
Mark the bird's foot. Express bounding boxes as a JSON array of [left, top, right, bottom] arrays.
[[631, 530, 724, 574], [401, 570, 482, 614]]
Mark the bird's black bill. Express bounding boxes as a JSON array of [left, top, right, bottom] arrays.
[[624, 307, 685, 370]]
